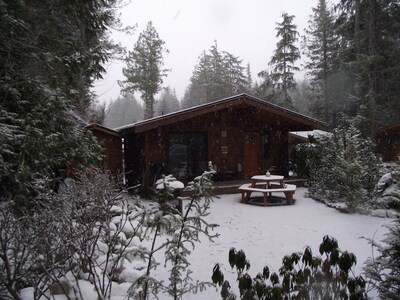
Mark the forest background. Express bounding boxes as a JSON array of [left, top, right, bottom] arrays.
[[102, 0, 400, 136]]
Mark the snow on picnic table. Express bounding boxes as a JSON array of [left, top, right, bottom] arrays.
[[166, 187, 390, 300]]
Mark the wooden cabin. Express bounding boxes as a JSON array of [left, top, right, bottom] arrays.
[[87, 124, 123, 178], [375, 121, 400, 162], [117, 94, 329, 188]]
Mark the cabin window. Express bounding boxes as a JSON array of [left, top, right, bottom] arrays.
[[262, 133, 270, 159], [168, 132, 208, 180]]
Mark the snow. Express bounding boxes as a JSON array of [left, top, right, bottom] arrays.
[[289, 129, 330, 140], [175, 188, 390, 299], [155, 177, 184, 190], [19, 187, 390, 299]]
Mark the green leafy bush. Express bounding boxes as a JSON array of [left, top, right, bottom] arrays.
[[212, 236, 367, 300]]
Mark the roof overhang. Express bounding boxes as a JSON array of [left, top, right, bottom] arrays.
[[87, 123, 122, 138]]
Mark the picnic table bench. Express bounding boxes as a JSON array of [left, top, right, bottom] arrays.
[[239, 182, 296, 206]]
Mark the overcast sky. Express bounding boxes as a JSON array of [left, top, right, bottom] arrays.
[[94, 0, 338, 104]]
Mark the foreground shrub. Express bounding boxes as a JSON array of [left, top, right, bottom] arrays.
[[129, 164, 219, 300], [212, 236, 367, 299], [1, 165, 219, 300], [364, 217, 400, 299], [1, 168, 140, 300]]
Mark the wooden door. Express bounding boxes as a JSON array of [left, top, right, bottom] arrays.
[[244, 132, 261, 178]]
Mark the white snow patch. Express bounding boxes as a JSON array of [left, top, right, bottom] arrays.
[[19, 188, 392, 300]]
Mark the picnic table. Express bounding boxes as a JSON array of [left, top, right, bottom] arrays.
[[239, 174, 296, 206]]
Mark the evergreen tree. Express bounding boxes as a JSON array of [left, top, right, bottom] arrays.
[[223, 51, 249, 95], [335, 0, 400, 133], [246, 63, 254, 92], [182, 44, 249, 107], [155, 87, 180, 116], [365, 218, 400, 299], [254, 70, 274, 101], [292, 78, 312, 114], [187, 50, 212, 105], [307, 120, 381, 212], [181, 84, 197, 109], [121, 21, 169, 119], [104, 93, 144, 129], [267, 12, 301, 107], [0, 0, 118, 205], [208, 42, 227, 101], [303, 0, 338, 124]]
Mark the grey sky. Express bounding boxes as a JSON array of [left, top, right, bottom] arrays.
[[94, 0, 338, 104]]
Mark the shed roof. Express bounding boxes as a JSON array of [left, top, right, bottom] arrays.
[[87, 123, 122, 137], [375, 121, 400, 135], [116, 93, 329, 133]]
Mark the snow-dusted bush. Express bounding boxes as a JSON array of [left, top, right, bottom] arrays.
[[1, 165, 219, 300], [0, 168, 144, 299], [129, 164, 219, 299], [371, 165, 400, 213], [0, 202, 33, 300], [290, 140, 321, 179], [364, 217, 400, 299], [307, 124, 381, 212]]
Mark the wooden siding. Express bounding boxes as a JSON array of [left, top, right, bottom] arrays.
[[89, 125, 123, 178], [133, 106, 316, 187]]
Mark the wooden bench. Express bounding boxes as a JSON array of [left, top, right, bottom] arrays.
[[238, 183, 296, 206]]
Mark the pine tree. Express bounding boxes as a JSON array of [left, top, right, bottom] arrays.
[[183, 44, 249, 107], [246, 63, 254, 92], [0, 0, 117, 205], [255, 70, 274, 101], [121, 21, 169, 119], [208, 42, 226, 101], [104, 94, 144, 128], [268, 12, 301, 107], [303, 0, 338, 124], [223, 51, 249, 95], [155, 87, 180, 116], [335, 0, 400, 132], [186, 50, 212, 106]]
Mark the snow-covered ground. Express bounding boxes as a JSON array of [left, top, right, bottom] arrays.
[[19, 187, 392, 299], [169, 187, 390, 299]]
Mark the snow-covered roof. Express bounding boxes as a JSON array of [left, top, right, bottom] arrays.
[[289, 130, 330, 141]]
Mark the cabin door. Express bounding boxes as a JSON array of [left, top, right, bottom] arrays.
[[244, 132, 261, 178]]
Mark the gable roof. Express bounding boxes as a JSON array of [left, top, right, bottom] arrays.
[[116, 93, 329, 133]]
